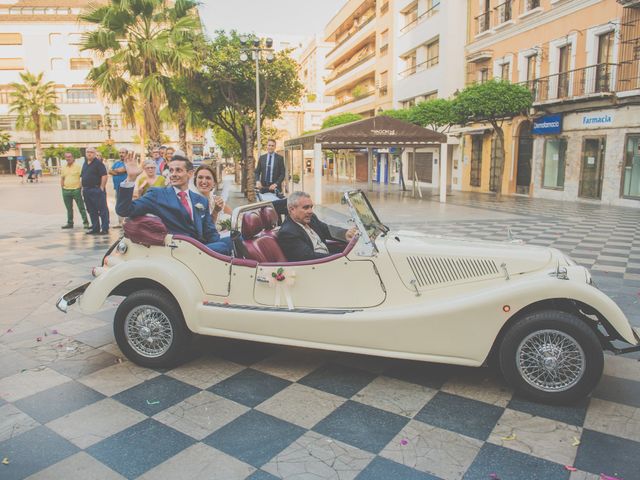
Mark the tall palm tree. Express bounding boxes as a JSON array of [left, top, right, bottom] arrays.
[[80, 0, 201, 147], [9, 71, 60, 162]]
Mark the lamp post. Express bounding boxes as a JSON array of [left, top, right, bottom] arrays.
[[103, 106, 113, 144], [239, 35, 274, 160]]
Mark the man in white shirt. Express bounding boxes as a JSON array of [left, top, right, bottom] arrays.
[[32, 158, 43, 182]]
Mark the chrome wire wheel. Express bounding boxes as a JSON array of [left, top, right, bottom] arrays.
[[516, 329, 586, 393], [124, 305, 174, 358]]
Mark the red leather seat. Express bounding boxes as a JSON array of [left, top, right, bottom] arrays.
[[260, 206, 279, 239], [241, 210, 287, 263]]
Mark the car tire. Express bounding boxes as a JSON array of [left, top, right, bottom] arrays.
[[498, 310, 603, 405], [114, 289, 191, 369]]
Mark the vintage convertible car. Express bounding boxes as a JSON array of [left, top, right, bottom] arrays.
[[57, 190, 640, 404]]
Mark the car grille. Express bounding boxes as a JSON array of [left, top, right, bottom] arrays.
[[407, 256, 500, 287]]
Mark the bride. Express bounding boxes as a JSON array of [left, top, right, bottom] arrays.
[[192, 164, 232, 232]]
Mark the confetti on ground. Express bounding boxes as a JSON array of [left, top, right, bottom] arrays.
[[6, 329, 12, 333], [36, 337, 42, 342], [565, 466, 577, 472], [489, 474, 500, 479], [600, 475, 622, 480], [2, 458, 9, 465], [146, 399, 160, 405], [400, 439, 408, 446], [116, 358, 123, 363], [572, 436, 581, 446], [501, 433, 517, 441], [51, 329, 58, 334]]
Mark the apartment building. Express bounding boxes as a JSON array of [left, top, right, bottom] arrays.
[[393, 0, 466, 107], [0, 0, 198, 173], [323, 0, 394, 117], [458, 0, 640, 207]]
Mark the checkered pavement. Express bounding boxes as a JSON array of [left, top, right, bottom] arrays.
[[1, 191, 640, 480]]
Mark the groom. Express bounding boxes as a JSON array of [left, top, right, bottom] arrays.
[[116, 150, 232, 255]]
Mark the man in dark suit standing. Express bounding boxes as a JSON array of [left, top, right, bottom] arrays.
[[277, 191, 358, 262], [255, 139, 285, 192], [116, 151, 232, 255]]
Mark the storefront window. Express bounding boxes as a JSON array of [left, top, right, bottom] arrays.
[[542, 138, 566, 189], [622, 135, 640, 199]]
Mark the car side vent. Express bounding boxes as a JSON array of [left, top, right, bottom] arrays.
[[407, 256, 499, 287]]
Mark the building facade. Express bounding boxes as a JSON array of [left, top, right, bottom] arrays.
[[458, 0, 640, 207], [323, 0, 395, 117], [0, 0, 200, 173]]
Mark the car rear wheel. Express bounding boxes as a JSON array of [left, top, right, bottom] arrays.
[[114, 289, 191, 368], [499, 310, 603, 404]]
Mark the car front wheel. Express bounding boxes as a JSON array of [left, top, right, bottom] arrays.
[[114, 289, 191, 368], [499, 310, 603, 405]]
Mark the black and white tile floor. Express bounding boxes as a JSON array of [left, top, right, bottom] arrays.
[[1, 190, 639, 480]]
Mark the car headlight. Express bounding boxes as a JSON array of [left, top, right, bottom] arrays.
[[116, 240, 128, 254]]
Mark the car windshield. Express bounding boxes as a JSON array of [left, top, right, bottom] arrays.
[[344, 190, 388, 242]]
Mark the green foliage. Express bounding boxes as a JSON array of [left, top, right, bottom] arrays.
[[80, 0, 203, 144], [43, 145, 82, 159], [9, 71, 60, 133], [410, 98, 464, 131], [321, 113, 362, 129], [213, 123, 241, 159], [96, 143, 118, 160], [351, 85, 368, 99], [377, 109, 414, 123], [0, 131, 10, 155], [452, 80, 532, 125]]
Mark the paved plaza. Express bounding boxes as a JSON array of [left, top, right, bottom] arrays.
[[0, 177, 639, 480]]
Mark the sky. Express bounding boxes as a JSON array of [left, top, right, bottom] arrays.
[[198, 0, 346, 39]]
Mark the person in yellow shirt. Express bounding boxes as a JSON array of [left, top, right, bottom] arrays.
[[60, 151, 89, 229]]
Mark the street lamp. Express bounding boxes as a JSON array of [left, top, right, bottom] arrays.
[[239, 35, 275, 160], [103, 106, 113, 144]]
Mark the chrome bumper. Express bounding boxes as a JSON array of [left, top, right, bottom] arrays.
[[56, 282, 90, 313]]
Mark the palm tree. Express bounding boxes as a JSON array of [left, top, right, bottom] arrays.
[[80, 0, 201, 147], [9, 71, 60, 162]]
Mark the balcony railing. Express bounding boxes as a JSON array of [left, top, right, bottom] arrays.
[[326, 14, 375, 58], [494, 0, 513, 25], [519, 63, 617, 102], [475, 11, 491, 35], [326, 89, 376, 111], [399, 56, 439, 79], [519, 0, 541, 13], [325, 51, 375, 84], [400, 1, 440, 34]]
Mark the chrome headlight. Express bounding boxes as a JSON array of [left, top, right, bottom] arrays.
[[116, 240, 128, 254]]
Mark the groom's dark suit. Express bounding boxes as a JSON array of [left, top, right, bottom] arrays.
[[255, 151, 285, 191], [116, 185, 232, 254]]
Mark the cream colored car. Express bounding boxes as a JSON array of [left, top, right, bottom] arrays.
[[57, 190, 640, 404]]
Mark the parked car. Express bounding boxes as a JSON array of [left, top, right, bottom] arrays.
[[57, 190, 640, 404]]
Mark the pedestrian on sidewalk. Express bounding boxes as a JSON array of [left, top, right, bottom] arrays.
[[16, 161, 26, 184], [60, 152, 89, 229], [82, 147, 110, 235], [31, 158, 42, 183], [109, 148, 128, 228]]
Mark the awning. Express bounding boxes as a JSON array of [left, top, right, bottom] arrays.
[[284, 116, 447, 150]]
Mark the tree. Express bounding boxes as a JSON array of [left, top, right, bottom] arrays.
[[43, 145, 82, 160], [453, 80, 532, 195], [377, 109, 413, 123], [97, 143, 118, 160], [321, 112, 362, 129], [81, 0, 202, 147], [410, 98, 464, 133], [0, 131, 10, 155], [184, 31, 303, 201], [9, 71, 60, 162]]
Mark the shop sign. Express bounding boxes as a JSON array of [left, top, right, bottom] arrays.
[[581, 112, 614, 128], [532, 115, 562, 135]]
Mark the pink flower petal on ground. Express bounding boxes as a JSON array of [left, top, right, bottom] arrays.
[[489, 474, 500, 480], [400, 439, 408, 446], [565, 466, 577, 471], [51, 329, 58, 334], [600, 475, 622, 480], [6, 329, 13, 333]]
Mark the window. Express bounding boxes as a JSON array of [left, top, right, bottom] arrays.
[[379, 71, 388, 96], [526, 54, 537, 82], [542, 138, 567, 189], [401, 98, 416, 109], [426, 38, 439, 67], [66, 89, 96, 103], [69, 115, 102, 130], [500, 62, 510, 81], [622, 135, 640, 198], [53, 116, 68, 130], [0, 90, 14, 104], [69, 58, 93, 70], [380, 1, 389, 15], [0, 33, 22, 45], [50, 57, 64, 71], [523, 0, 540, 11], [49, 33, 63, 46], [470, 136, 483, 187], [0, 115, 18, 130], [557, 44, 572, 98], [0, 58, 24, 70], [402, 2, 418, 31], [68, 33, 83, 45], [402, 52, 417, 77], [479, 68, 489, 83], [423, 90, 438, 101], [595, 31, 614, 92]]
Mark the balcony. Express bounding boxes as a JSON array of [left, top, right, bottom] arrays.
[[399, 57, 439, 79], [494, 0, 513, 26], [326, 90, 376, 114], [325, 53, 376, 93], [325, 14, 376, 65], [400, 1, 440, 35], [396, 59, 441, 102], [519, 63, 618, 103], [475, 11, 491, 35]]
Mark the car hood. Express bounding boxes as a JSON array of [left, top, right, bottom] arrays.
[[384, 230, 559, 291]]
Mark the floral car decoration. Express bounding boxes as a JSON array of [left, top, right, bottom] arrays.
[[56, 190, 640, 405]]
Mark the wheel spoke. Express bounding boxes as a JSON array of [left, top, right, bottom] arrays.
[[125, 305, 174, 358]]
